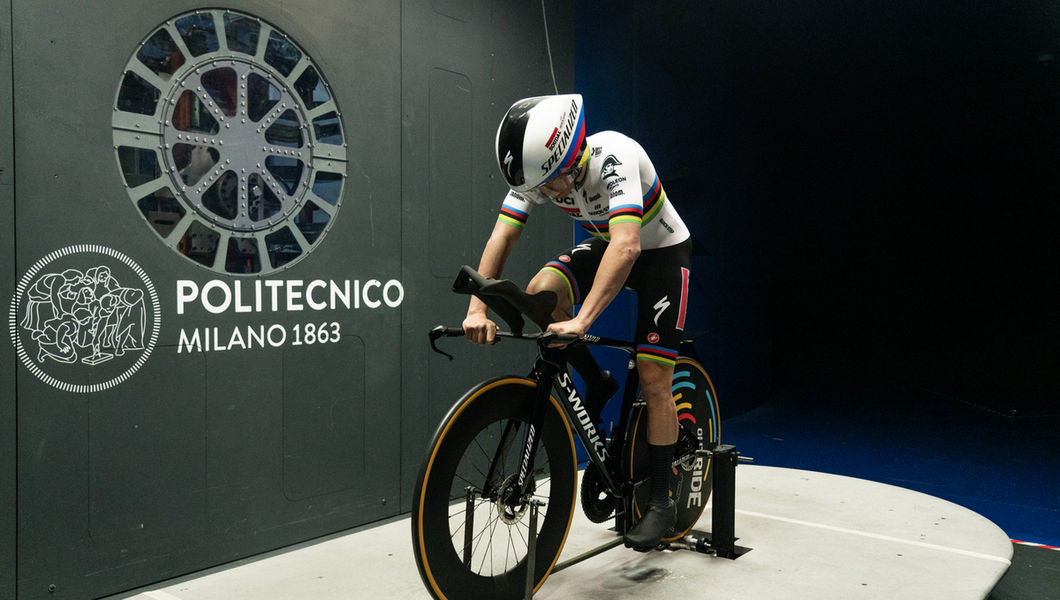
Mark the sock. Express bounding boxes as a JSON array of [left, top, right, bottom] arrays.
[[648, 443, 675, 508]]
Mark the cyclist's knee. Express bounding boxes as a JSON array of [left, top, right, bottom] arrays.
[[637, 359, 675, 403], [527, 269, 571, 318]]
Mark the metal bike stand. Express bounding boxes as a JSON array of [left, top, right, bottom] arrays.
[[462, 486, 477, 567], [710, 444, 741, 558], [524, 500, 545, 600], [667, 444, 752, 559], [523, 446, 751, 598]]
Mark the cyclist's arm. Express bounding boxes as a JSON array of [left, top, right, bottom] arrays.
[[463, 219, 523, 343], [548, 221, 640, 338]]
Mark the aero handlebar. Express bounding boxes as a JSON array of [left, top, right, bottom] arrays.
[[428, 325, 582, 360]]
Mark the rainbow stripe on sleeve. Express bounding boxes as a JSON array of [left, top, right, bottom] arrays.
[[609, 202, 643, 228], [642, 176, 666, 224], [498, 204, 529, 229]]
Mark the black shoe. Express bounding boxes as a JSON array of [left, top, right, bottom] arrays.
[[586, 370, 618, 424], [623, 499, 676, 550]]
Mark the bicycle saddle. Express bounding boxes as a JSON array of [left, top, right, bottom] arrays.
[[453, 266, 557, 335]]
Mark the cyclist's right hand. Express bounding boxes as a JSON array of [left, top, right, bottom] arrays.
[[462, 313, 499, 345]]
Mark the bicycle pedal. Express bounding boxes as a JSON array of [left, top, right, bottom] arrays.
[[624, 540, 655, 552]]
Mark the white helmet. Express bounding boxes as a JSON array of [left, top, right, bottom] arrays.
[[495, 94, 586, 193]]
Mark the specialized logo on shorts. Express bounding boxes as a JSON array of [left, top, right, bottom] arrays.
[[9, 245, 161, 393], [653, 295, 671, 326], [601, 155, 623, 179]]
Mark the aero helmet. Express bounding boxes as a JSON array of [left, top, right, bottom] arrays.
[[495, 94, 586, 192]]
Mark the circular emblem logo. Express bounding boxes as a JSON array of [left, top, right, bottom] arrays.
[[111, 9, 347, 275], [9, 245, 161, 393], [558, 255, 571, 263], [647, 332, 660, 344]]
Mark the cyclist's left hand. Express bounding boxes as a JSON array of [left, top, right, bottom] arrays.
[[546, 318, 588, 346]]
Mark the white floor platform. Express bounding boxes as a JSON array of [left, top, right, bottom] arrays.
[[111, 466, 1013, 600]]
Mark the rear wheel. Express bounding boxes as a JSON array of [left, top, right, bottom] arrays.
[[626, 357, 721, 541], [412, 377, 578, 600]]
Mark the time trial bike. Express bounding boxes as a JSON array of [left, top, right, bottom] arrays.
[[411, 266, 721, 599]]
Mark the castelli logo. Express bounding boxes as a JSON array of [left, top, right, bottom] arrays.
[[647, 332, 660, 344], [559, 255, 571, 263]]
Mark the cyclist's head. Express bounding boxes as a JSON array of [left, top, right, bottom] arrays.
[[495, 94, 588, 196]]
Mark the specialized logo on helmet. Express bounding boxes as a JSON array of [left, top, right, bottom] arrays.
[[540, 98, 581, 176], [503, 150, 516, 178]]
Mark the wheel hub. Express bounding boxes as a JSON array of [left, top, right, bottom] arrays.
[[495, 474, 533, 525]]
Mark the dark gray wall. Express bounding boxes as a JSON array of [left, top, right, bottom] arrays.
[[398, 0, 573, 510], [2, 1, 17, 598], [6, 1, 572, 598]]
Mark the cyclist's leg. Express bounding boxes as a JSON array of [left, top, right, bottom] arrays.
[[638, 359, 679, 446], [525, 238, 608, 324], [526, 268, 572, 323], [624, 357, 680, 548], [624, 356, 720, 544], [527, 239, 617, 420], [623, 240, 692, 548]]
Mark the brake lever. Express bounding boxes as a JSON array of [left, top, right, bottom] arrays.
[[429, 325, 460, 361]]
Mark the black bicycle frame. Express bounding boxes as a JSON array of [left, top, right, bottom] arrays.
[[514, 336, 639, 503]]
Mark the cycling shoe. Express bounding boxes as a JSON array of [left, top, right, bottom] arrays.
[[623, 499, 676, 550]]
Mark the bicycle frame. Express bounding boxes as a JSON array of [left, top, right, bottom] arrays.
[[430, 265, 694, 529], [414, 267, 724, 600], [515, 335, 642, 511]]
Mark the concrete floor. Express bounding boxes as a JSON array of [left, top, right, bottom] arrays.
[[111, 465, 1013, 600]]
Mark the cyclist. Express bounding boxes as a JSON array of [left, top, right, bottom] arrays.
[[462, 94, 693, 549]]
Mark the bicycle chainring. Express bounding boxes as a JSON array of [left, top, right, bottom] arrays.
[[580, 462, 618, 523]]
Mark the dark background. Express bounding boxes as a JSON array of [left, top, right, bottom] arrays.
[[575, 0, 1059, 548], [578, 0, 1059, 417]]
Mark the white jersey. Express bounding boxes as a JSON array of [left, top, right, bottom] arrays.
[[498, 131, 690, 250]]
